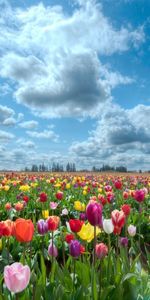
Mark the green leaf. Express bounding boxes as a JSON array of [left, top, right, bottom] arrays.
[[121, 272, 139, 284]]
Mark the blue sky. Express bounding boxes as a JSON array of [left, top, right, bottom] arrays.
[[0, 0, 150, 171]]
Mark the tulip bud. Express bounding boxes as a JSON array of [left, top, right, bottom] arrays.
[[39, 192, 47, 203], [69, 240, 81, 258], [134, 190, 145, 203], [103, 219, 114, 234], [128, 225, 136, 237], [86, 200, 102, 227], [95, 243, 108, 259], [37, 219, 48, 235], [120, 237, 128, 247], [48, 242, 58, 257]]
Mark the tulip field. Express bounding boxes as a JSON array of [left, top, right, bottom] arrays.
[[0, 172, 150, 300]]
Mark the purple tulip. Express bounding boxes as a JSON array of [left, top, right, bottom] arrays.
[[120, 237, 128, 247], [48, 242, 58, 257], [79, 212, 87, 221], [86, 200, 102, 227], [37, 219, 48, 235], [69, 240, 81, 258]]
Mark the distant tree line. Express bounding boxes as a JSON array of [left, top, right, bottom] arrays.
[[24, 162, 76, 172], [23, 163, 129, 173], [92, 164, 128, 173]]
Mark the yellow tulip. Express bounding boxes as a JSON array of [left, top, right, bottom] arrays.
[[3, 185, 10, 191], [74, 201, 85, 211], [83, 190, 87, 196], [42, 210, 49, 219], [66, 183, 71, 189], [77, 222, 101, 243], [19, 185, 30, 192]]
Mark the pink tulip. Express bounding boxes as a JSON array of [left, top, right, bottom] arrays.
[[50, 202, 58, 210], [4, 262, 30, 293], [95, 243, 108, 259]]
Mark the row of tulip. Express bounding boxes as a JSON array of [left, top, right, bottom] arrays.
[[0, 173, 150, 299]]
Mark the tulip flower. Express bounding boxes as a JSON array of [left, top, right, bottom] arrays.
[[37, 219, 48, 235], [103, 219, 114, 234], [134, 189, 145, 203], [128, 225, 136, 237], [5, 203, 12, 210], [69, 240, 81, 258], [4, 262, 30, 293], [48, 242, 58, 257], [86, 200, 102, 227], [95, 243, 108, 259], [121, 204, 131, 217], [79, 212, 87, 221], [61, 208, 68, 215], [55, 191, 63, 200], [39, 192, 47, 202], [120, 237, 128, 247], [114, 180, 122, 190], [42, 210, 49, 219], [14, 218, 34, 242], [77, 222, 101, 242], [50, 202, 58, 210], [46, 216, 60, 231], [74, 201, 85, 211], [65, 233, 75, 244], [111, 210, 125, 235], [69, 219, 83, 233]]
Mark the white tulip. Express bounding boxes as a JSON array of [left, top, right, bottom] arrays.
[[103, 219, 114, 234], [128, 225, 136, 237]]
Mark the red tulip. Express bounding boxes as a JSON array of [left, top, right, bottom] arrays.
[[46, 216, 60, 231], [121, 204, 131, 216], [65, 233, 75, 244], [39, 192, 47, 202], [55, 191, 63, 200], [114, 180, 122, 190], [69, 219, 83, 233]]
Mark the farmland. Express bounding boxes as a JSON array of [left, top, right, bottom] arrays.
[[0, 172, 149, 299]]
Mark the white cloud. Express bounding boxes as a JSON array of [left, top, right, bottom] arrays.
[[70, 103, 150, 170], [0, 129, 15, 142], [0, 104, 15, 123], [3, 117, 16, 126], [26, 129, 59, 142], [0, 0, 144, 118], [19, 120, 38, 129]]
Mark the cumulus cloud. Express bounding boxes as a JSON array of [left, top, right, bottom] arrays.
[[0, 105, 15, 123], [70, 103, 150, 170], [0, 130, 15, 142], [0, 0, 144, 118], [26, 129, 59, 142], [19, 120, 39, 129]]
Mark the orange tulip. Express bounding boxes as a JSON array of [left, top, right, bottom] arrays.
[[14, 218, 34, 243]]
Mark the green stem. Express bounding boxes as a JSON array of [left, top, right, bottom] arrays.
[[51, 231, 54, 267], [7, 237, 10, 264], [62, 234, 65, 266], [93, 225, 97, 266], [98, 260, 102, 300], [73, 258, 76, 296], [23, 243, 26, 264]]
